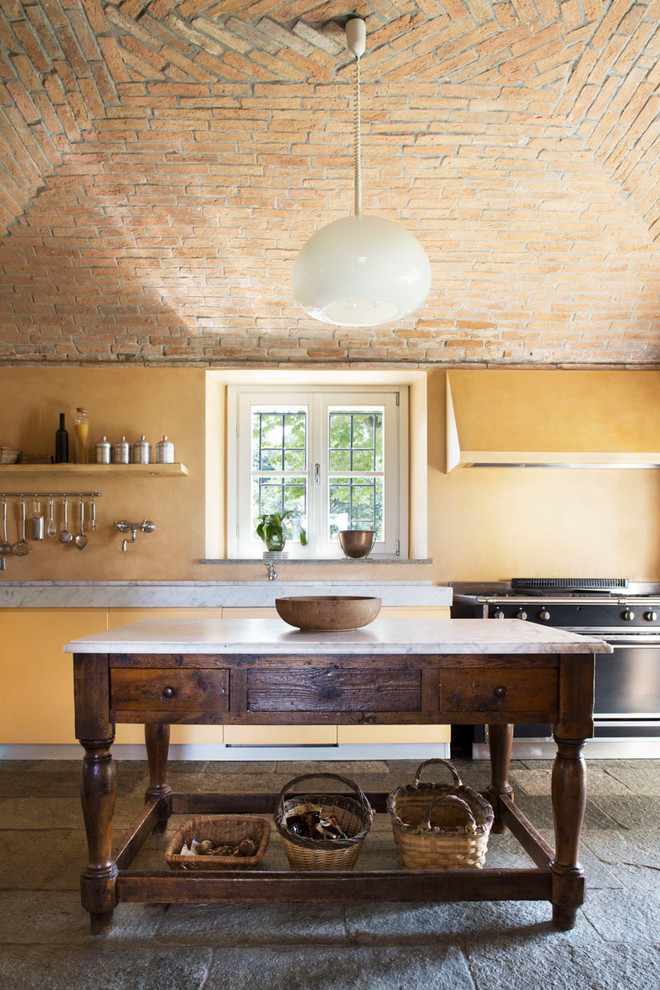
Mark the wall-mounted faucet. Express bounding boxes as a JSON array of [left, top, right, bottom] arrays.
[[114, 520, 156, 551], [264, 561, 278, 581]]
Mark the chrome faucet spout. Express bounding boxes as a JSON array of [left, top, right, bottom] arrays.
[[265, 561, 278, 581], [115, 520, 155, 551]]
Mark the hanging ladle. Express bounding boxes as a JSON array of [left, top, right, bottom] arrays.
[[58, 496, 73, 544], [0, 498, 12, 557], [13, 497, 31, 556], [75, 498, 88, 550]]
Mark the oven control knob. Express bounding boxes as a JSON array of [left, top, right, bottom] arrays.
[[538, 609, 551, 622], [493, 609, 506, 619], [644, 610, 658, 622], [622, 609, 635, 621], [516, 609, 528, 621]]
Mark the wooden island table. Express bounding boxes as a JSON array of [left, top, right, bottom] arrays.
[[64, 616, 611, 935]]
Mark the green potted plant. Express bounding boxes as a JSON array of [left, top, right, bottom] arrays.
[[256, 510, 307, 553]]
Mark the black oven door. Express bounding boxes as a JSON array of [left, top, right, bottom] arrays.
[[590, 635, 660, 737]]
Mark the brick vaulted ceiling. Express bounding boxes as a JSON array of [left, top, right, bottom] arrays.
[[0, 0, 658, 366]]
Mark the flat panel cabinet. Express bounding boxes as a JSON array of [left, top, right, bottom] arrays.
[[0, 609, 108, 744]]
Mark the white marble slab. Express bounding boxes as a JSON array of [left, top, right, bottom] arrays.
[[0, 581, 451, 609], [64, 616, 612, 655]]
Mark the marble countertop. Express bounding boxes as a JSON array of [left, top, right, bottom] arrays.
[[63, 616, 612, 655], [0, 580, 452, 608]]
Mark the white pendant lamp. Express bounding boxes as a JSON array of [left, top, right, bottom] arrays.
[[292, 18, 431, 328]]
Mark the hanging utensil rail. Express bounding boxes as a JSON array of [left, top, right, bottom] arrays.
[[0, 491, 102, 499]]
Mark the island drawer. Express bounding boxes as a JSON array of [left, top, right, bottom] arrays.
[[246, 668, 421, 713], [438, 669, 558, 714], [110, 668, 229, 713]]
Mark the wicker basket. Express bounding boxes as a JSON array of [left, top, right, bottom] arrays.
[[274, 772, 373, 871], [164, 815, 270, 871], [0, 447, 20, 464], [387, 759, 494, 870]]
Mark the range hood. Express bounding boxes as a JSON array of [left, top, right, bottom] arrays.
[[445, 370, 660, 472]]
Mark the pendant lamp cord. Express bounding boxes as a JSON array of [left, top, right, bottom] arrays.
[[353, 53, 362, 217]]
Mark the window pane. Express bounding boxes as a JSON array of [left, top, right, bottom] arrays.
[[351, 449, 374, 472], [328, 477, 383, 541], [284, 449, 306, 472], [284, 413, 306, 450], [329, 409, 383, 472], [329, 449, 351, 471], [259, 449, 283, 471], [251, 477, 307, 541], [252, 409, 306, 472]]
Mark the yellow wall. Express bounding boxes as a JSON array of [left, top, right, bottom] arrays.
[[428, 370, 660, 581], [0, 366, 659, 583]]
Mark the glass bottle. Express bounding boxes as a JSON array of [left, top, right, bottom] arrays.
[[55, 413, 69, 463], [74, 407, 89, 464]]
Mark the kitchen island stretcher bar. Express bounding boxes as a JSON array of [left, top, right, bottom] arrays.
[[64, 617, 611, 935]]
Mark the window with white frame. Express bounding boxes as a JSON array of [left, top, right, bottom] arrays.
[[227, 385, 408, 558]]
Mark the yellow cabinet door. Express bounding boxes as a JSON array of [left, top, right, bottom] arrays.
[[0, 608, 108, 745], [107, 608, 225, 746]]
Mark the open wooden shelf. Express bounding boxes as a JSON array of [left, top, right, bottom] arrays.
[[0, 463, 188, 477]]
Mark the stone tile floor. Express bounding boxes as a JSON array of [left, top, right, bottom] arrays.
[[0, 757, 659, 989]]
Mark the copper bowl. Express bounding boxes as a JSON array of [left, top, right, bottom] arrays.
[[339, 530, 375, 559], [275, 596, 381, 632]]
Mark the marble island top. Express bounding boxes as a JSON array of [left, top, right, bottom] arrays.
[[64, 616, 613, 655]]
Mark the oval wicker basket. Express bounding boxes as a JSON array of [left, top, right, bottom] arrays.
[[164, 815, 270, 871], [274, 772, 374, 871], [387, 759, 494, 870]]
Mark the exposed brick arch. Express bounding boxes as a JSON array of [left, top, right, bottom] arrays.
[[0, 0, 658, 365]]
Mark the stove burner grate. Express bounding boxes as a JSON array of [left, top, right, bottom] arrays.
[[512, 577, 629, 594]]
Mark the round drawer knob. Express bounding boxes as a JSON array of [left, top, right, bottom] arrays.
[[162, 686, 176, 699], [494, 686, 507, 698]]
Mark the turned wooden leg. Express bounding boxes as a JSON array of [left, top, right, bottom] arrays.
[[485, 723, 514, 833], [550, 736, 587, 930], [145, 722, 172, 831], [80, 737, 117, 935]]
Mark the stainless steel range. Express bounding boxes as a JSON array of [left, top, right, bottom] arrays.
[[451, 578, 660, 758]]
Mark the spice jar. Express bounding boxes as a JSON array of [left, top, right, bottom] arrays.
[[133, 435, 151, 464], [113, 436, 130, 464], [95, 436, 112, 464], [156, 435, 175, 464]]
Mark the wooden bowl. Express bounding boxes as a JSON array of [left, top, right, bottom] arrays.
[[339, 530, 375, 558], [275, 596, 382, 632]]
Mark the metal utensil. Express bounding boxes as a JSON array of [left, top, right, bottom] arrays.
[[58, 496, 73, 544], [0, 498, 12, 557], [90, 498, 96, 532], [47, 497, 57, 538], [13, 498, 31, 555], [30, 497, 45, 541], [75, 498, 87, 550]]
